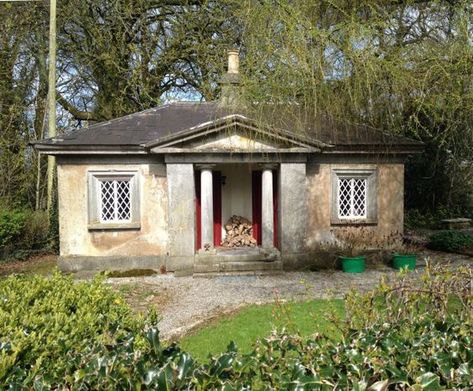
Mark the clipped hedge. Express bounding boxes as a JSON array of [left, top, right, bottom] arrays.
[[0, 266, 471, 389]]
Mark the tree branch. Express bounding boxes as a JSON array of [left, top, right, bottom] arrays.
[[56, 93, 100, 121]]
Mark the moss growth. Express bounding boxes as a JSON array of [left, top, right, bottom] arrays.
[[104, 269, 157, 278]]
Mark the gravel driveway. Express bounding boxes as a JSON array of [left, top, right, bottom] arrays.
[[106, 253, 471, 340]]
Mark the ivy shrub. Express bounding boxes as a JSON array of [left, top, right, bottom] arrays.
[[0, 266, 471, 389], [428, 230, 473, 252]]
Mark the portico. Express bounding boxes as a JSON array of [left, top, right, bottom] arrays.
[[196, 163, 277, 252]]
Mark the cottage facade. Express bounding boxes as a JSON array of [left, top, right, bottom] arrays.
[[35, 53, 423, 274]]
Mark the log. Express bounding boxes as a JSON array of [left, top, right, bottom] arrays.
[[220, 215, 255, 248]]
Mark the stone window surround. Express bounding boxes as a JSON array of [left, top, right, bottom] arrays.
[[331, 168, 378, 225], [87, 170, 141, 230]]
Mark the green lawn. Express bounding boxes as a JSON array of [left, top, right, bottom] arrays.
[[180, 299, 345, 361]]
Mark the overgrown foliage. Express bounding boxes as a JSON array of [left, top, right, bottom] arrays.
[[0, 206, 50, 260], [428, 230, 473, 253], [0, 209, 26, 249], [0, 265, 471, 389], [236, 0, 473, 215]]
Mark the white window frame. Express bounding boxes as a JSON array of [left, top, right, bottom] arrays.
[[331, 168, 377, 225], [98, 177, 132, 223], [87, 171, 140, 230], [337, 176, 368, 219]]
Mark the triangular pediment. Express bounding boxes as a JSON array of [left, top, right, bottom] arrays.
[[147, 115, 322, 153], [193, 133, 277, 151]]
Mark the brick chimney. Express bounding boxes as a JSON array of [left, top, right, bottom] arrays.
[[219, 49, 241, 107]]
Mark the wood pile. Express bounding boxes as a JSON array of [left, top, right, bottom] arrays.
[[221, 215, 257, 248]]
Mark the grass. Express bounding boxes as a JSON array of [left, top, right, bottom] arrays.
[[180, 299, 345, 361], [0, 254, 57, 277]]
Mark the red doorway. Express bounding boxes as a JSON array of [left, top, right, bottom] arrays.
[[195, 171, 201, 251], [213, 171, 222, 246], [252, 171, 262, 245]]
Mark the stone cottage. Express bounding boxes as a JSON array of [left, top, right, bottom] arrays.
[[34, 51, 423, 274]]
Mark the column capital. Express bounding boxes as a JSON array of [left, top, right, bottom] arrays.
[[259, 163, 278, 171], [195, 164, 216, 170]]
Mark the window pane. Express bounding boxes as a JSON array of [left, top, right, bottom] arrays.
[[338, 178, 351, 217], [338, 177, 367, 218], [100, 179, 131, 222], [352, 178, 366, 217], [116, 180, 131, 220], [100, 180, 116, 221]]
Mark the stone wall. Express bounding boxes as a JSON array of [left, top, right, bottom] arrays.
[[57, 161, 168, 269]]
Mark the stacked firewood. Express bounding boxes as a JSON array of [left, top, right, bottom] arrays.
[[221, 215, 257, 248]]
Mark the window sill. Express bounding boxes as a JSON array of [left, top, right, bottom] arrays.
[[88, 222, 141, 231], [331, 218, 377, 226]]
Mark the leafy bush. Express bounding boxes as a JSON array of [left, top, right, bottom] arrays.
[[428, 230, 473, 252], [1, 266, 471, 389], [0, 208, 27, 249], [0, 272, 149, 387], [0, 207, 50, 260], [22, 210, 50, 250]]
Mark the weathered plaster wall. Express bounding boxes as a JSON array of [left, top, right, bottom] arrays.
[[57, 162, 168, 258], [306, 162, 404, 249], [166, 163, 195, 271], [279, 163, 308, 266]]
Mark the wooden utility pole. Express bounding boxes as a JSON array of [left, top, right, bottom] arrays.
[[46, 0, 57, 212]]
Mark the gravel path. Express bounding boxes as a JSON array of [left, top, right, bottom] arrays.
[[106, 252, 471, 340]]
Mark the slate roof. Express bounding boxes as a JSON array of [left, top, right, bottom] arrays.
[[33, 101, 423, 153]]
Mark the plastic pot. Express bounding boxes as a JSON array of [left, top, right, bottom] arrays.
[[392, 254, 416, 271], [340, 256, 366, 273]]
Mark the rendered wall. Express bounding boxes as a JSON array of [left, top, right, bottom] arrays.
[[306, 162, 404, 249], [166, 163, 195, 271], [57, 162, 168, 259], [279, 163, 308, 266], [56, 157, 405, 272]]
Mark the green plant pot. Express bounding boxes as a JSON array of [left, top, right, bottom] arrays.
[[392, 254, 417, 271], [341, 256, 366, 273]]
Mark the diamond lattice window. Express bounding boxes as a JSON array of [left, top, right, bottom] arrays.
[[338, 177, 367, 219], [100, 179, 131, 222]]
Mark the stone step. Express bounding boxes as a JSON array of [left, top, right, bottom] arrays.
[[194, 260, 282, 274], [193, 270, 284, 278], [195, 251, 279, 265]]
